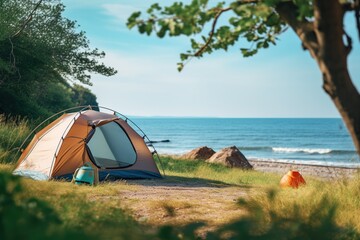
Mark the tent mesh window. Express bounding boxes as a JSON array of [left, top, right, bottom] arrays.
[[87, 122, 136, 168]]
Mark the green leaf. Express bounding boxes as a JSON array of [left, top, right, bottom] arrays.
[[157, 26, 167, 38], [177, 62, 184, 72], [147, 3, 161, 14], [245, 32, 256, 41], [127, 11, 141, 29], [180, 53, 189, 61], [168, 20, 176, 35], [190, 39, 199, 49], [138, 23, 146, 34], [269, 36, 277, 45], [294, 0, 313, 19], [240, 48, 258, 57], [257, 25, 266, 34], [266, 14, 279, 27], [182, 24, 193, 36], [263, 41, 269, 48], [231, 3, 251, 17], [240, 48, 248, 54], [264, 0, 282, 6], [256, 41, 264, 48], [229, 17, 239, 26], [145, 22, 153, 35]]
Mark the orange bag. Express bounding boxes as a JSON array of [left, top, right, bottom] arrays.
[[280, 170, 306, 188]]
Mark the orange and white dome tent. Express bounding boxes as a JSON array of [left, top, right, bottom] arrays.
[[13, 106, 162, 181]]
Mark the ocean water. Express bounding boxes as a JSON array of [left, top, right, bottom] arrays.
[[131, 118, 360, 168]]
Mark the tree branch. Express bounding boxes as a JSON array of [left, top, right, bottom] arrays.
[[344, 30, 353, 55], [275, 2, 319, 58], [313, 0, 353, 93], [8, 38, 15, 67], [8, 37, 21, 80], [342, 2, 357, 12], [341, 0, 360, 41], [194, 7, 232, 57], [193, 0, 265, 57], [355, 0, 360, 41], [11, 0, 44, 38]]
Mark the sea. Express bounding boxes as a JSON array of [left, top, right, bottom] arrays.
[[130, 118, 360, 168]]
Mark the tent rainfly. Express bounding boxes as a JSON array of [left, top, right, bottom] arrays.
[[13, 108, 162, 180]]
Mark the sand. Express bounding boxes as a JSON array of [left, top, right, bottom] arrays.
[[248, 159, 359, 179]]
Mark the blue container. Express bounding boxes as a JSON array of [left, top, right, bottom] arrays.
[[73, 163, 95, 185]]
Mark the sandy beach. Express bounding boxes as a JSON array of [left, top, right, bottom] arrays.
[[249, 159, 359, 179]]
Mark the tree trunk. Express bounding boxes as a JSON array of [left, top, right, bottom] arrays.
[[317, 55, 360, 156], [277, 0, 360, 156], [313, 0, 360, 155]]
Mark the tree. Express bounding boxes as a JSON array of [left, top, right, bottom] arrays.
[[127, 0, 360, 155], [0, 0, 117, 118], [71, 84, 98, 107]]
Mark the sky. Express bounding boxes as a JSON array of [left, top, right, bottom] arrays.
[[61, 0, 360, 118]]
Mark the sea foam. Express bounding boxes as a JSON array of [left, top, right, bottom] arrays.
[[272, 147, 332, 154]]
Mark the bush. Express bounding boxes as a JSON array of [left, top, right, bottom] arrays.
[[0, 171, 148, 240], [0, 171, 87, 239]]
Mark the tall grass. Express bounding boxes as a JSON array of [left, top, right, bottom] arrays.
[[249, 175, 360, 231], [0, 115, 31, 164], [158, 157, 360, 238], [1, 171, 149, 240], [159, 156, 282, 186]]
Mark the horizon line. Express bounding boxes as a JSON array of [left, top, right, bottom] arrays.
[[127, 115, 342, 119]]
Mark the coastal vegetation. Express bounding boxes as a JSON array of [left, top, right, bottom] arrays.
[[0, 0, 116, 119]]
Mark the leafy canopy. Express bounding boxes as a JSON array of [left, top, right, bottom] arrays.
[[0, 0, 115, 118], [0, 0, 117, 85], [127, 0, 314, 71]]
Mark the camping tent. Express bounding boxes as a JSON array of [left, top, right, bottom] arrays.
[[13, 108, 162, 180]]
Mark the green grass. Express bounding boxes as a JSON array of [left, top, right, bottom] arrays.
[[2, 157, 360, 239], [159, 156, 360, 228], [159, 156, 282, 186], [0, 171, 147, 240]]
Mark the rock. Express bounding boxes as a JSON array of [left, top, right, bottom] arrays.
[[147, 139, 170, 144], [181, 146, 216, 160], [207, 146, 252, 169]]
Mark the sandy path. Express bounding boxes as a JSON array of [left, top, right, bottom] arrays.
[[111, 177, 249, 229]]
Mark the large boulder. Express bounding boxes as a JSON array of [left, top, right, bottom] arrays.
[[181, 146, 216, 160], [207, 146, 252, 169]]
